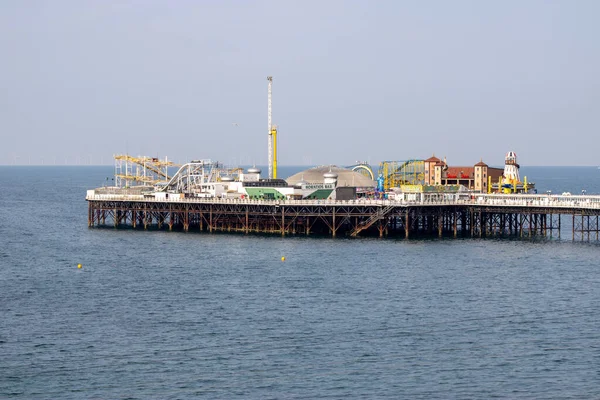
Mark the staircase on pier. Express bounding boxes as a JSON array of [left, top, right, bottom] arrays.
[[350, 204, 396, 237]]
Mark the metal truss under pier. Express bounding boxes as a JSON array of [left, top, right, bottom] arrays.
[[87, 197, 600, 241]]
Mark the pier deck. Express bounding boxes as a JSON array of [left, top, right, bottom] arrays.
[[87, 193, 600, 241]]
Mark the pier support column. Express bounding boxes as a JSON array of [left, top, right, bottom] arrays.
[[405, 212, 410, 238], [281, 207, 285, 236], [332, 207, 336, 238], [470, 210, 474, 237], [453, 211, 458, 238], [183, 208, 189, 232], [542, 214, 547, 236], [519, 214, 524, 238]]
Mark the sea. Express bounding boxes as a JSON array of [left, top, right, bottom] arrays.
[[1, 165, 599, 399]]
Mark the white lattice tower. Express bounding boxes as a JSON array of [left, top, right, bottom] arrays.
[[267, 76, 273, 179]]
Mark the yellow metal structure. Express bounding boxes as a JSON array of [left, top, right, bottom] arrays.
[[271, 127, 278, 179], [378, 160, 425, 191], [114, 154, 179, 188]]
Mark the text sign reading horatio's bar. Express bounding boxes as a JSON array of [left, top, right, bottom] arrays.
[[302, 184, 335, 190]]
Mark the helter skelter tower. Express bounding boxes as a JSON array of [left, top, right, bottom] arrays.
[[503, 151, 520, 184]]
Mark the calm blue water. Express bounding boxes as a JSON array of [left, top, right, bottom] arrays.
[[1, 166, 600, 399]]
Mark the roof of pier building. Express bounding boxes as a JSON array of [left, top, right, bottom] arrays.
[[445, 167, 475, 179], [424, 155, 442, 163], [285, 165, 376, 188]]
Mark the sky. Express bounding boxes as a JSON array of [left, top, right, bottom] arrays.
[[1, 0, 599, 167]]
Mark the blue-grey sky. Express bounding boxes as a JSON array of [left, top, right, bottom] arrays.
[[1, 1, 598, 167]]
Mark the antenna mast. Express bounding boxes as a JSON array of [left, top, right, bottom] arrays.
[[267, 76, 273, 179]]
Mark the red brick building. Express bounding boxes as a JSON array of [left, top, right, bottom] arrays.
[[423, 156, 503, 192]]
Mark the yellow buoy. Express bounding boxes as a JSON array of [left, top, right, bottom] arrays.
[[281, 256, 285, 262], [77, 264, 82, 269]]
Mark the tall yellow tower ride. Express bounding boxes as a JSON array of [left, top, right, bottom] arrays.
[[271, 125, 278, 179]]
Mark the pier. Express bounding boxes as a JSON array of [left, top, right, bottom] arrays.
[[87, 193, 600, 241]]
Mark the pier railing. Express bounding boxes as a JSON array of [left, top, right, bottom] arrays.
[[86, 193, 600, 210]]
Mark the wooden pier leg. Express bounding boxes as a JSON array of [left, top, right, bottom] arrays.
[[245, 208, 249, 234], [281, 207, 285, 236], [332, 208, 336, 238], [209, 206, 213, 233], [470, 210, 474, 237], [405, 212, 409, 239], [542, 214, 547, 236], [453, 211, 458, 238], [479, 212, 483, 238], [519, 214, 523, 238]]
